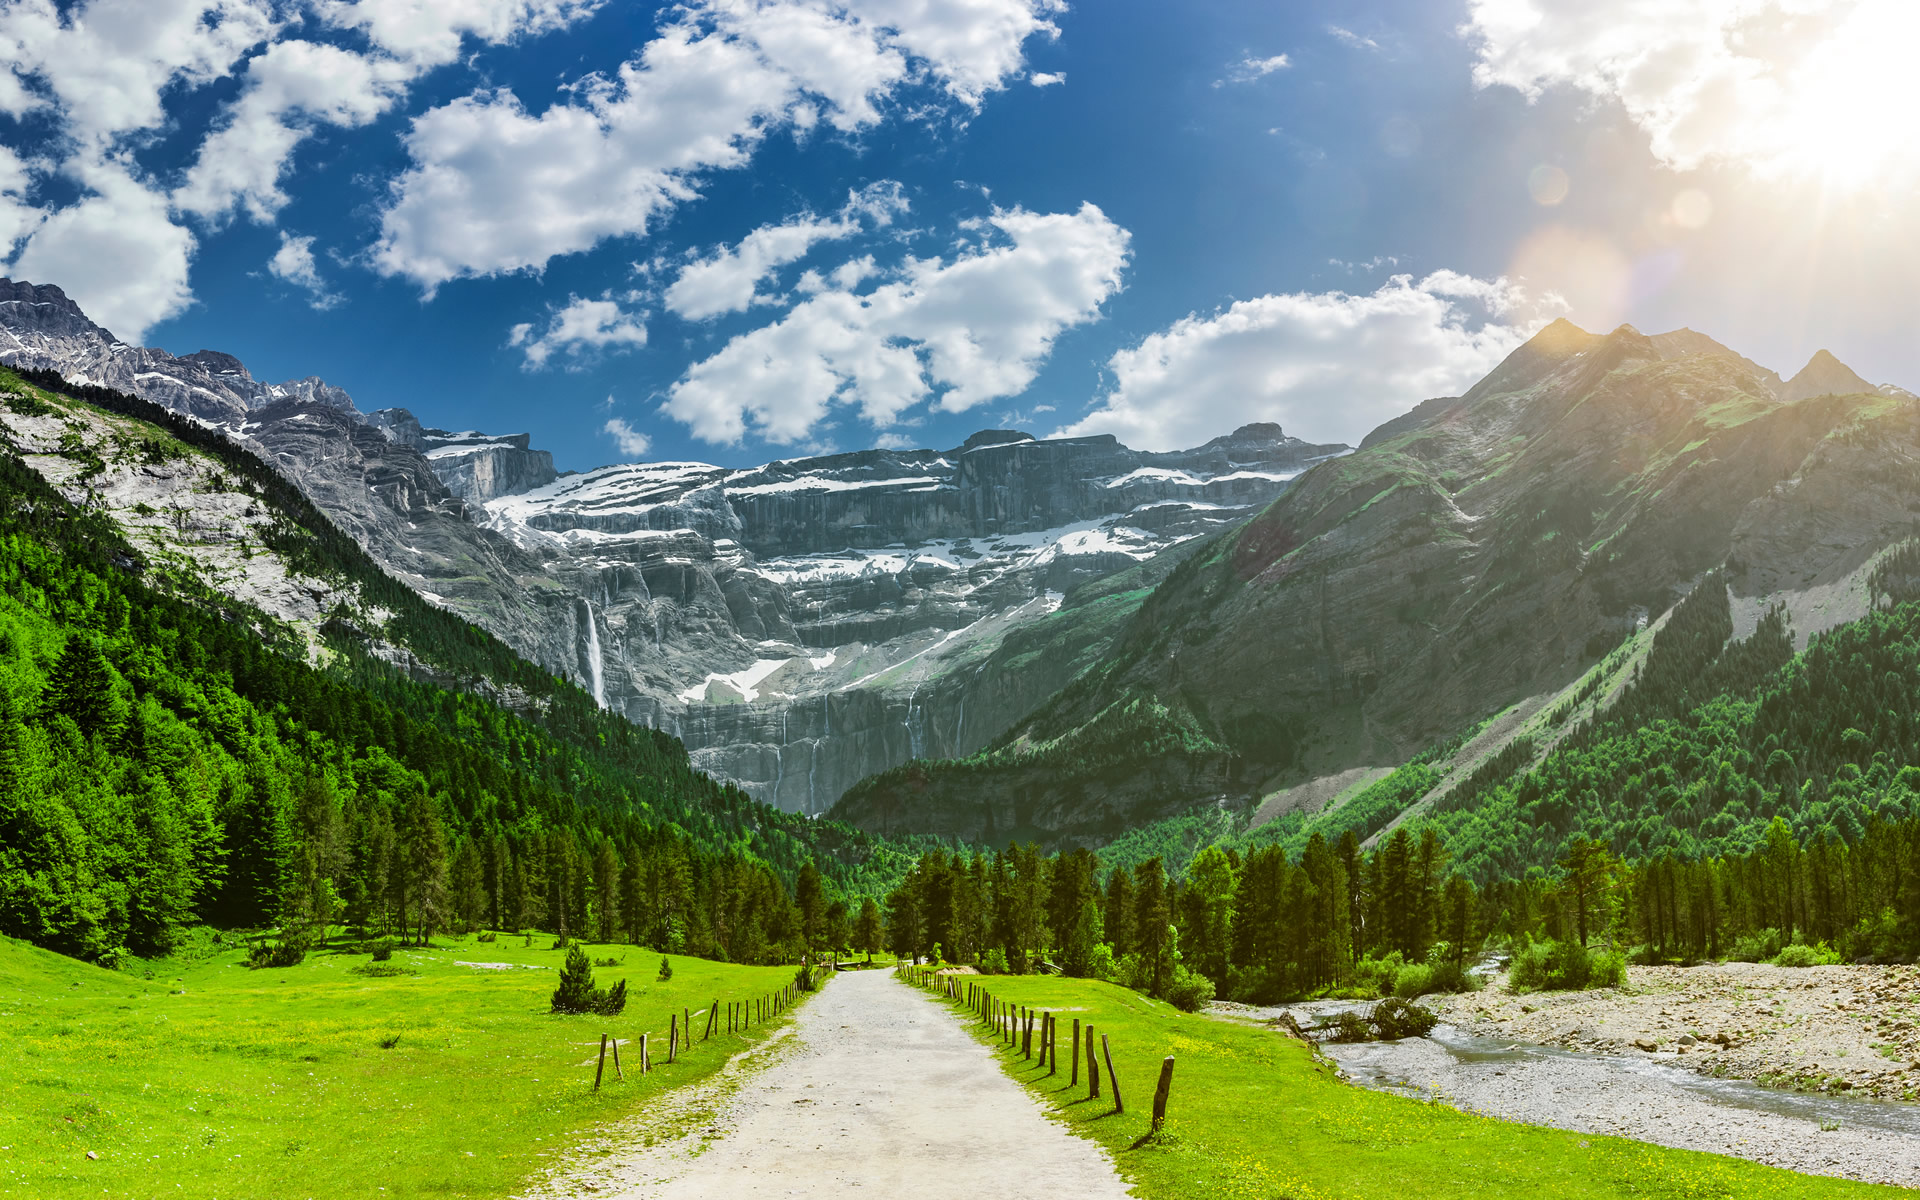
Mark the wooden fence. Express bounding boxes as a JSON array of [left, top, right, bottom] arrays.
[[587, 954, 833, 1091], [894, 963, 1175, 1131]]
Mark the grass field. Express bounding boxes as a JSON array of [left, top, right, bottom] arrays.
[[908, 969, 1899, 1200], [0, 932, 803, 1200]]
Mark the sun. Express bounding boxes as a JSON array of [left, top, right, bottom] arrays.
[[1763, 0, 1920, 190]]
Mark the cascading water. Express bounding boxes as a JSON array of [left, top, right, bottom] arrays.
[[904, 682, 925, 759], [582, 598, 607, 709]]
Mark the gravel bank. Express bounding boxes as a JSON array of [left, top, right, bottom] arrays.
[[1433, 962, 1920, 1100]]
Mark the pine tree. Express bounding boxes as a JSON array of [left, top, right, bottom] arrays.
[[854, 895, 883, 962], [794, 860, 827, 949], [43, 633, 116, 739]]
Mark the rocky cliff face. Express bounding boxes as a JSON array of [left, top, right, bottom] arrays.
[[831, 320, 1920, 847], [0, 275, 1344, 816], [479, 423, 1346, 812]]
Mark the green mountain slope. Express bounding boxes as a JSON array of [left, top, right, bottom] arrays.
[[831, 321, 1920, 847], [0, 369, 907, 963]]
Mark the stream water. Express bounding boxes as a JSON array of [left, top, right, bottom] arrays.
[[1217, 999, 1920, 1185]]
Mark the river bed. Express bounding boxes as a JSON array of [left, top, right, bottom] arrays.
[[1212, 997, 1920, 1187]]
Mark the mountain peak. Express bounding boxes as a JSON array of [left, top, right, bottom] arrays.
[[1780, 348, 1875, 403]]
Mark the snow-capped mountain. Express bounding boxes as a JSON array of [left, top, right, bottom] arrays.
[[0, 275, 1342, 812]]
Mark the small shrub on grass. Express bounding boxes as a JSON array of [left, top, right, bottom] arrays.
[[370, 941, 393, 962], [551, 945, 629, 1015], [350, 964, 413, 978], [594, 956, 623, 968], [657, 956, 673, 982], [979, 947, 1009, 975], [476, 932, 497, 943], [247, 939, 305, 969], [1166, 965, 1215, 1012]]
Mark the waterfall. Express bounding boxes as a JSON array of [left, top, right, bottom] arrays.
[[954, 695, 965, 756], [582, 599, 606, 709], [904, 682, 925, 759]]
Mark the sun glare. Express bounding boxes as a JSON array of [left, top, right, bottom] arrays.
[[1767, 1, 1920, 189]]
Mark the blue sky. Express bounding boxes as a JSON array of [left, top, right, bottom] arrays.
[[3, 0, 1917, 471]]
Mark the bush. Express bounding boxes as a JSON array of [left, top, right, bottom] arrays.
[[1166, 965, 1215, 1012], [1370, 997, 1439, 1039], [247, 938, 305, 969], [1728, 928, 1785, 963], [1773, 941, 1841, 968], [1351, 952, 1404, 998], [595, 956, 623, 968], [1086, 942, 1116, 982], [349, 964, 413, 978], [657, 956, 673, 982], [1509, 939, 1625, 992], [370, 941, 393, 962], [1317, 999, 1438, 1042], [476, 932, 497, 943], [1392, 963, 1434, 998], [552, 944, 629, 1015], [980, 947, 1009, 976]]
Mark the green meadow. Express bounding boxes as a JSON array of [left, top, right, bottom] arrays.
[[0, 933, 800, 1200], [916, 970, 1897, 1200]]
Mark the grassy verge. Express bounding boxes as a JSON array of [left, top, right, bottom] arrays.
[[0, 933, 802, 1200], [906, 970, 1895, 1200]]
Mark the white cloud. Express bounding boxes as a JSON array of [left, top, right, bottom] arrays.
[[9, 159, 195, 344], [174, 40, 415, 223], [0, 147, 44, 258], [511, 295, 648, 369], [1464, 0, 1920, 185], [0, 0, 275, 151], [316, 0, 607, 67], [1328, 26, 1380, 51], [662, 202, 1129, 444], [1060, 272, 1548, 452], [664, 181, 907, 320], [267, 231, 342, 310], [835, 0, 1064, 108], [602, 416, 652, 458], [374, 0, 1063, 291], [1218, 53, 1291, 86], [1029, 71, 1065, 86]]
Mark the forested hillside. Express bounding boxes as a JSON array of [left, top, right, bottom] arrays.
[[879, 556, 1920, 1005], [0, 371, 910, 965]]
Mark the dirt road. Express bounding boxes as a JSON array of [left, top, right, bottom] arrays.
[[524, 968, 1135, 1199]]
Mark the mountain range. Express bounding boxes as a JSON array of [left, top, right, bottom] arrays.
[[0, 277, 1341, 817]]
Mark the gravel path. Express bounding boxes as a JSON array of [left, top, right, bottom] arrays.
[[524, 969, 1135, 1200]]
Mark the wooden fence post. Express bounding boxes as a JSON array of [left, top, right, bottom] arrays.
[[1151, 1056, 1175, 1132], [684, 1007, 692, 1050], [705, 1000, 718, 1040], [1102, 1034, 1122, 1114], [1087, 1026, 1100, 1099], [1071, 1018, 1081, 1085], [669, 1013, 678, 1064], [594, 1033, 608, 1091], [612, 1035, 623, 1081], [1048, 1014, 1057, 1076]]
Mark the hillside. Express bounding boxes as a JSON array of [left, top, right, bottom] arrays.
[[831, 320, 1920, 847], [0, 368, 903, 963]]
